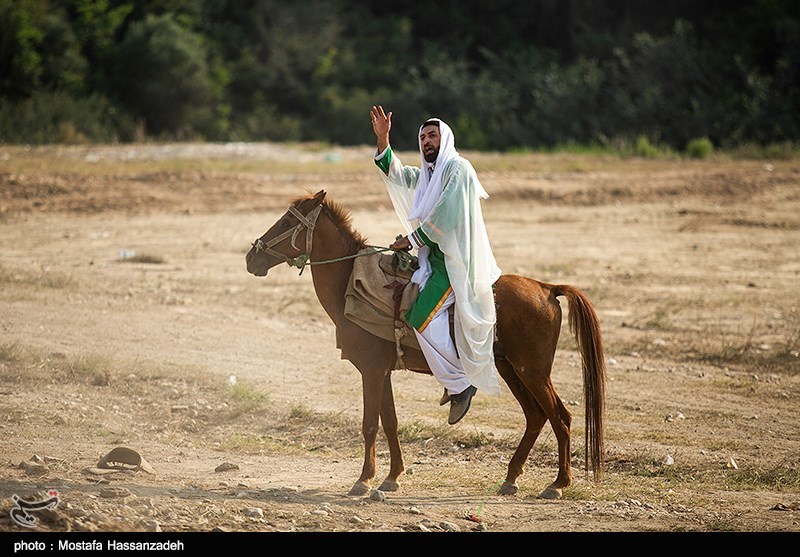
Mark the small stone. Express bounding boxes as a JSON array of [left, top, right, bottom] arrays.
[[100, 487, 132, 498], [143, 520, 161, 532], [215, 462, 239, 473], [20, 462, 49, 476], [663, 455, 674, 466], [440, 521, 460, 532], [242, 507, 263, 518], [419, 518, 439, 530], [369, 489, 386, 502]]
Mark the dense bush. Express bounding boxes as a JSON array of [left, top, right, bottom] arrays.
[[0, 90, 133, 143], [686, 137, 714, 159]]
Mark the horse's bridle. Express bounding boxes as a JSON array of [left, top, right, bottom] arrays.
[[251, 201, 403, 275], [251, 203, 323, 271]]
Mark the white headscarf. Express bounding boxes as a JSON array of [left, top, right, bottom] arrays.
[[408, 119, 461, 221]]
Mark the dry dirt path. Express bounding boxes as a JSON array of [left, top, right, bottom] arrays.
[[0, 143, 798, 537]]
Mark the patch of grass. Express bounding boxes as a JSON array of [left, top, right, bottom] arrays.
[[702, 518, 740, 531], [288, 403, 315, 421], [692, 321, 758, 365], [0, 341, 27, 364], [0, 343, 100, 384], [609, 312, 800, 376], [0, 264, 76, 289], [39, 269, 76, 289], [0, 341, 214, 394], [453, 429, 493, 449], [726, 460, 800, 490], [699, 434, 750, 454], [560, 483, 598, 501], [645, 307, 676, 331], [685, 318, 800, 374], [227, 382, 268, 415], [397, 419, 446, 442], [118, 253, 165, 264], [396, 420, 506, 450], [62, 353, 114, 386], [770, 310, 800, 375], [219, 432, 280, 454], [0, 266, 14, 285]]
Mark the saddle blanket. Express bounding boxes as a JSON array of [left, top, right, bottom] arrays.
[[343, 248, 420, 351]]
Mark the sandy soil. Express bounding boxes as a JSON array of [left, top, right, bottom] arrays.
[[0, 143, 798, 536]]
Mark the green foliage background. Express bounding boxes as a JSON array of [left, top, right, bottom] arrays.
[[1, 0, 798, 151]]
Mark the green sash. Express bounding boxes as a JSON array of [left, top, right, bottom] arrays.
[[405, 240, 451, 332], [375, 147, 451, 332]]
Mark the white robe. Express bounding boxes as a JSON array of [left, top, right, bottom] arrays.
[[376, 120, 502, 396]]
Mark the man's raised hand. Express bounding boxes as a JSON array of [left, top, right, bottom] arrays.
[[371, 105, 392, 141]]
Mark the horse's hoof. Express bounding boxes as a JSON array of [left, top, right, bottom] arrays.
[[378, 478, 400, 492], [537, 486, 563, 500], [348, 481, 370, 497], [498, 482, 518, 496]]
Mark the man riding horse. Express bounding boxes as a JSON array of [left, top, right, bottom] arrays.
[[370, 105, 501, 425]]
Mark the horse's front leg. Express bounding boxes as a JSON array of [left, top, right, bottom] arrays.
[[377, 372, 404, 492], [348, 368, 386, 496]]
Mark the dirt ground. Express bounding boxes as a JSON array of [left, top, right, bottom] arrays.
[[0, 142, 798, 536]]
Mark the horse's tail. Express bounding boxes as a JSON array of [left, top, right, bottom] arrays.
[[554, 284, 607, 481]]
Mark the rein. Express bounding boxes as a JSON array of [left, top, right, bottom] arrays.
[[252, 202, 412, 275]]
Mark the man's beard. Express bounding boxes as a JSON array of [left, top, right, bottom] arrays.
[[423, 148, 438, 163]]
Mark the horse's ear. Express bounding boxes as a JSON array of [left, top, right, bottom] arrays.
[[313, 190, 326, 205]]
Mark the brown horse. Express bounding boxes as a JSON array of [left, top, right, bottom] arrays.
[[245, 190, 606, 499]]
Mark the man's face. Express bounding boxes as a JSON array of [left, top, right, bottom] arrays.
[[420, 124, 441, 163]]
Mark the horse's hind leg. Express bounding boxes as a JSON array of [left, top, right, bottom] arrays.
[[522, 375, 573, 499], [377, 373, 404, 492], [496, 359, 548, 496]]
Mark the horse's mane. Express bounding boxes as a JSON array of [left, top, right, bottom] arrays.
[[293, 192, 368, 254]]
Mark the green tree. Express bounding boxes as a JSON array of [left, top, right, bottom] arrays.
[[0, 0, 48, 99], [104, 13, 218, 137]]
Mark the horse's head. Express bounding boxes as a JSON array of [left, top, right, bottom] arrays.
[[245, 190, 327, 277]]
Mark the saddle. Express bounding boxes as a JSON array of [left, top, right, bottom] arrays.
[[343, 248, 500, 367], [343, 248, 421, 367]]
